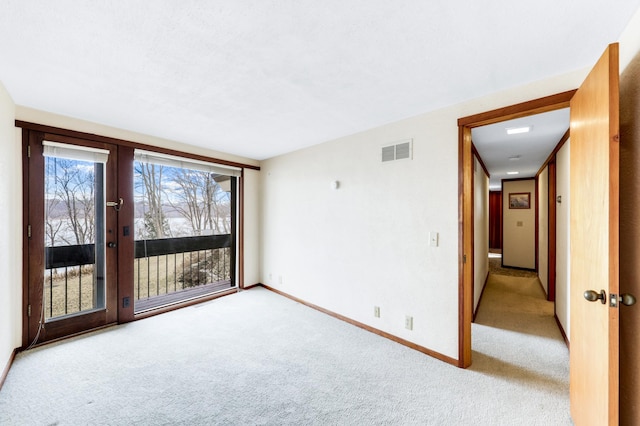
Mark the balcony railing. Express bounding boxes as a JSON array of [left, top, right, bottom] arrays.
[[133, 234, 234, 312], [44, 243, 98, 319], [44, 234, 234, 319]]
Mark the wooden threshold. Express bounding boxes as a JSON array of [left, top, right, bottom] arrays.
[[134, 281, 234, 313], [134, 286, 237, 320]]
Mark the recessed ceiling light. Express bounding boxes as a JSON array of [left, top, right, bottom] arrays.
[[508, 155, 521, 161], [506, 126, 531, 135], [507, 171, 519, 175]]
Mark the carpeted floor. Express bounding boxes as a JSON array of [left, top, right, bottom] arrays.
[[0, 285, 570, 425], [488, 253, 538, 278]]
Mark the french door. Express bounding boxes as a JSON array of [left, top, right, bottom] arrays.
[[25, 131, 119, 344]]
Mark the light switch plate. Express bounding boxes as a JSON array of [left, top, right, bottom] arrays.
[[429, 232, 439, 247]]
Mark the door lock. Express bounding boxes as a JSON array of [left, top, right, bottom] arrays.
[[106, 198, 123, 211], [609, 293, 636, 307], [107, 242, 117, 248]]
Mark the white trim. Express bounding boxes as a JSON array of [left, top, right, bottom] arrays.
[[43, 141, 109, 163], [134, 149, 242, 177]]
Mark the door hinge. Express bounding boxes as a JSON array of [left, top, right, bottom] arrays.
[[463, 254, 467, 264], [27, 304, 31, 317], [27, 224, 31, 238]]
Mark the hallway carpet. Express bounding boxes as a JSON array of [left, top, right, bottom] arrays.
[[488, 254, 538, 279]]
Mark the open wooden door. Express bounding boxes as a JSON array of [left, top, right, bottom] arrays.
[[569, 43, 620, 425]]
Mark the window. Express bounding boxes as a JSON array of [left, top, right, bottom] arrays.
[[132, 150, 240, 313]]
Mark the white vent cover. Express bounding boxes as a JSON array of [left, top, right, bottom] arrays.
[[382, 139, 412, 162]]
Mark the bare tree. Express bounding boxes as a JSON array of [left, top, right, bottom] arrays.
[[168, 170, 230, 235], [44, 195, 63, 247], [47, 158, 96, 245], [135, 162, 170, 239]]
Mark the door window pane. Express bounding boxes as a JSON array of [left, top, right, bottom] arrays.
[[44, 156, 106, 319]]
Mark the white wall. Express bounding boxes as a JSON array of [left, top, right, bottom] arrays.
[[243, 168, 261, 286], [473, 157, 489, 312], [0, 81, 20, 373], [260, 69, 586, 360], [502, 179, 537, 269], [538, 168, 549, 295], [556, 140, 571, 339]]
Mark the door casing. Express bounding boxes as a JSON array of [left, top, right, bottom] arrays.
[[457, 90, 576, 367]]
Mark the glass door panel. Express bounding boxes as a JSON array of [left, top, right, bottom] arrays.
[[26, 134, 118, 344], [43, 154, 106, 320]]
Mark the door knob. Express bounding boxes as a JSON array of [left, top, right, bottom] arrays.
[[584, 289, 606, 304], [621, 293, 637, 306], [107, 242, 117, 248]]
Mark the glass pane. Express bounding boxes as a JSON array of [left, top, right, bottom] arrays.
[[44, 156, 105, 320], [133, 161, 233, 312]]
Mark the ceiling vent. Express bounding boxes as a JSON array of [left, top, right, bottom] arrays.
[[382, 139, 412, 162]]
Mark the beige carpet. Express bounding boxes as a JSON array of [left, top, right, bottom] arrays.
[[1, 285, 571, 425], [472, 272, 569, 423], [488, 254, 538, 278]]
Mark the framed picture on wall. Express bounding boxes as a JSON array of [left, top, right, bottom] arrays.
[[509, 192, 530, 209]]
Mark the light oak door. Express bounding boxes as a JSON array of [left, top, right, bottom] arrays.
[[569, 43, 620, 425]]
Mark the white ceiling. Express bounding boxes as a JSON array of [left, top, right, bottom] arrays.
[[0, 1, 639, 160], [473, 108, 570, 190]]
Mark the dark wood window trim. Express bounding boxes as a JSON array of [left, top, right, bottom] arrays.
[[20, 122, 252, 346], [15, 120, 260, 171]]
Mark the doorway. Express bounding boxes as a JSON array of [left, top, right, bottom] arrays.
[[488, 191, 502, 251], [457, 90, 575, 367], [25, 133, 119, 343]]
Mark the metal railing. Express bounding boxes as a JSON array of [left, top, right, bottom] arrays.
[[45, 243, 97, 319], [134, 234, 233, 302], [43, 234, 233, 318]]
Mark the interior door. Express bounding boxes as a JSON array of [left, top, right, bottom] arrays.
[[488, 191, 502, 249], [26, 132, 119, 344], [569, 43, 620, 425]]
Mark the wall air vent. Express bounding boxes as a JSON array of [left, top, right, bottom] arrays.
[[381, 139, 413, 162]]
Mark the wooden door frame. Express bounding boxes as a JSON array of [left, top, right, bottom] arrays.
[[22, 131, 120, 345], [548, 159, 557, 302], [457, 89, 576, 367]]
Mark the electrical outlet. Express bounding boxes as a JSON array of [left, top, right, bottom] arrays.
[[405, 315, 413, 330], [123, 297, 130, 308], [374, 306, 380, 318]]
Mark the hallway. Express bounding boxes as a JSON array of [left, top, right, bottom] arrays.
[[471, 268, 570, 423]]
